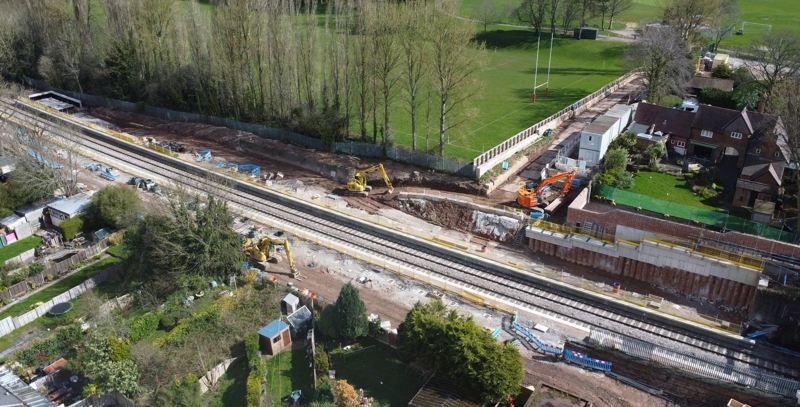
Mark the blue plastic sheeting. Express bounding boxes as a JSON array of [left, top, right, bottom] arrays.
[[227, 163, 239, 169], [237, 164, 261, 176], [564, 350, 612, 371], [100, 171, 116, 181], [491, 326, 502, 338], [512, 312, 563, 356], [197, 150, 212, 161], [216, 162, 227, 169]]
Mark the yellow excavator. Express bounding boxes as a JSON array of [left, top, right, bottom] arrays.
[[243, 237, 297, 276], [345, 163, 393, 197]]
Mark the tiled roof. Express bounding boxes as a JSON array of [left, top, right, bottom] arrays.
[[735, 179, 778, 194], [631, 104, 694, 137]]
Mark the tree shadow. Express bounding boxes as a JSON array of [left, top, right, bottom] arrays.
[[218, 359, 248, 407], [475, 30, 574, 49]]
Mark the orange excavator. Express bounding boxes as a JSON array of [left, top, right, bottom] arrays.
[[517, 169, 577, 208]]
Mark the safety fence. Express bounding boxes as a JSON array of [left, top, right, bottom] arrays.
[[472, 71, 640, 176], [594, 185, 799, 243], [563, 350, 612, 372], [590, 328, 800, 397], [511, 312, 564, 356]]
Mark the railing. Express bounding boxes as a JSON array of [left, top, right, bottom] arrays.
[[530, 219, 616, 242], [511, 312, 564, 356], [590, 328, 800, 398], [563, 350, 612, 372]]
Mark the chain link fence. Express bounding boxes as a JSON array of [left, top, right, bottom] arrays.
[[595, 185, 799, 243]]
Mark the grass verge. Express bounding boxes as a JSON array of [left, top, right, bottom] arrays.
[[266, 349, 314, 406], [0, 237, 42, 266]]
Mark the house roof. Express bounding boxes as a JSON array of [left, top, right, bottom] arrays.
[[0, 367, 55, 407], [693, 104, 744, 133], [46, 193, 91, 216], [631, 103, 694, 137], [741, 154, 785, 182], [258, 320, 290, 339], [0, 214, 24, 229], [687, 77, 734, 92], [287, 306, 312, 329], [746, 114, 791, 163], [736, 179, 779, 194]]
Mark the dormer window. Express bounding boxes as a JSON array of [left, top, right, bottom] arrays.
[[731, 132, 742, 139], [701, 130, 713, 138]]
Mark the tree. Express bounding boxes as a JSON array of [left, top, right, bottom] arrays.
[[399, 2, 430, 151], [475, 0, 502, 32], [398, 299, 523, 402], [708, 0, 740, 52], [602, 148, 628, 174], [608, 132, 637, 153], [333, 380, 359, 407], [315, 348, 329, 377], [316, 304, 338, 338], [770, 79, 800, 229], [86, 185, 141, 230], [515, 0, 549, 38], [80, 335, 144, 399], [606, 0, 633, 30], [712, 63, 734, 79], [614, 171, 635, 189], [429, 2, 485, 157], [595, 0, 610, 31], [372, 3, 403, 147], [743, 31, 800, 104], [644, 142, 666, 168], [334, 283, 368, 341], [547, 0, 561, 35], [577, 0, 596, 39], [660, 0, 729, 48], [625, 26, 692, 106], [560, 0, 581, 34]]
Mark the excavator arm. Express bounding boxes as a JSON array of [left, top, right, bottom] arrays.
[[246, 237, 297, 275], [533, 169, 577, 196], [517, 170, 577, 209], [346, 163, 393, 196]]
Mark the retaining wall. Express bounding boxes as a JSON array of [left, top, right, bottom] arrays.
[[4, 249, 34, 266]]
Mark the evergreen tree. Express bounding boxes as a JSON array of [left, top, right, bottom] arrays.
[[334, 283, 368, 340]]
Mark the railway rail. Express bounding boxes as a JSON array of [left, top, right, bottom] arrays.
[[3, 100, 800, 396]]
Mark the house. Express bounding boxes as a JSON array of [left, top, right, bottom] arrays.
[[258, 320, 291, 356], [731, 113, 790, 208], [627, 103, 694, 155], [15, 201, 52, 230], [578, 104, 632, 165], [687, 104, 762, 168], [46, 193, 92, 227], [0, 366, 57, 407]]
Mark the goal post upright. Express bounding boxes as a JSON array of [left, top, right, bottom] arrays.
[[533, 31, 541, 103], [546, 29, 554, 97]]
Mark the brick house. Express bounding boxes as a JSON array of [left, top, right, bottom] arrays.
[[732, 113, 790, 207], [686, 105, 754, 168], [628, 103, 693, 155]]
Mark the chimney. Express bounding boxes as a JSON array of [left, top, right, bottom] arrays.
[[649, 124, 656, 135]]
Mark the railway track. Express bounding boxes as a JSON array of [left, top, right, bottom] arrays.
[[4, 100, 800, 389]]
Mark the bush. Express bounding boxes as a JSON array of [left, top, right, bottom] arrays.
[[614, 172, 635, 189], [698, 87, 736, 109], [57, 216, 84, 241], [129, 312, 162, 343], [240, 269, 258, 285], [27, 263, 45, 277], [108, 231, 124, 246], [594, 172, 617, 187], [246, 373, 261, 407], [712, 63, 734, 79], [160, 308, 192, 331], [85, 185, 141, 229], [108, 336, 131, 362], [1, 297, 7, 306], [315, 348, 329, 378], [244, 333, 262, 374], [682, 172, 694, 180]]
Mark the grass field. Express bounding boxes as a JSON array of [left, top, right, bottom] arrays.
[[626, 171, 719, 211], [265, 349, 314, 406], [0, 237, 42, 266], [203, 359, 249, 407], [390, 27, 627, 161], [332, 340, 423, 407]]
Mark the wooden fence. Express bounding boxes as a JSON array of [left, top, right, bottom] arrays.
[[0, 241, 109, 301]]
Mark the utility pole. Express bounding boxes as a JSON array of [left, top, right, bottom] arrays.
[[311, 296, 317, 389]]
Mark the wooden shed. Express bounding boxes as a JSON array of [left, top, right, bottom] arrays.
[[258, 320, 291, 356]]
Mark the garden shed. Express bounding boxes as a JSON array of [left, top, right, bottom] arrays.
[[258, 320, 291, 356]]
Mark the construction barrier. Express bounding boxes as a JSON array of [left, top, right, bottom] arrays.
[[512, 312, 564, 356], [563, 350, 612, 372]]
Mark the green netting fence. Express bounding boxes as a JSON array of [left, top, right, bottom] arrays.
[[594, 185, 798, 243]]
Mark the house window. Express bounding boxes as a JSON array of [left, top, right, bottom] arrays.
[[775, 152, 780, 158], [701, 130, 713, 138], [588, 136, 593, 142], [755, 149, 761, 154], [273, 336, 281, 344], [671, 140, 675, 144], [676, 141, 685, 147], [731, 132, 742, 139]]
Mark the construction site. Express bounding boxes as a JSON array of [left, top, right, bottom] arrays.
[[3, 76, 800, 407]]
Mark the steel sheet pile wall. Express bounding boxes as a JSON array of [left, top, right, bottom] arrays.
[[590, 328, 800, 397]]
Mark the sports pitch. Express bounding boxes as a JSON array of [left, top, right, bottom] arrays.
[[389, 27, 627, 161]]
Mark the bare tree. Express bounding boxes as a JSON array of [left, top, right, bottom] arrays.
[[547, 0, 562, 35], [399, 2, 430, 151], [606, 0, 633, 30], [707, 0, 739, 52], [577, 0, 596, 39], [659, 0, 727, 48], [626, 26, 692, 105], [429, 1, 486, 157], [596, 0, 610, 31], [771, 79, 800, 229], [743, 31, 800, 103], [372, 2, 402, 147], [560, 0, 581, 34], [474, 0, 502, 32], [515, 0, 550, 37]]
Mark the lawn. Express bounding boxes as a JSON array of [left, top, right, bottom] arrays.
[[389, 27, 628, 161], [204, 358, 249, 407], [626, 171, 719, 211], [0, 256, 119, 320], [332, 340, 424, 407], [717, 0, 800, 49], [0, 237, 42, 266], [266, 349, 314, 406]]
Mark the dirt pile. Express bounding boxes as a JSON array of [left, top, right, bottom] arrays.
[[390, 197, 522, 242]]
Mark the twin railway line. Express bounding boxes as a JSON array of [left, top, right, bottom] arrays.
[[3, 100, 800, 397]]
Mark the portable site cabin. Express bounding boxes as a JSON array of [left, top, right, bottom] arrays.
[[577, 105, 632, 166], [258, 320, 291, 356], [46, 193, 92, 227], [573, 27, 598, 40]]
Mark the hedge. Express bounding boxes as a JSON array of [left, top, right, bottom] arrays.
[[57, 216, 84, 241], [129, 312, 162, 343], [246, 373, 261, 407], [245, 333, 261, 374]]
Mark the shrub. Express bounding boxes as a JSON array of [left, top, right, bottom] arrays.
[[246, 373, 261, 407], [698, 87, 736, 109], [594, 172, 617, 187], [682, 172, 694, 180], [57, 216, 84, 241], [1, 298, 7, 306], [108, 231, 124, 246], [129, 312, 162, 343], [245, 333, 262, 374], [315, 348, 329, 378], [160, 308, 192, 331], [614, 172, 635, 189], [712, 63, 734, 79], [28, 263, 45, 277], [108, 336, 131, 362], [240, 269, 258, 285], [46, 274, 54, 282]]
